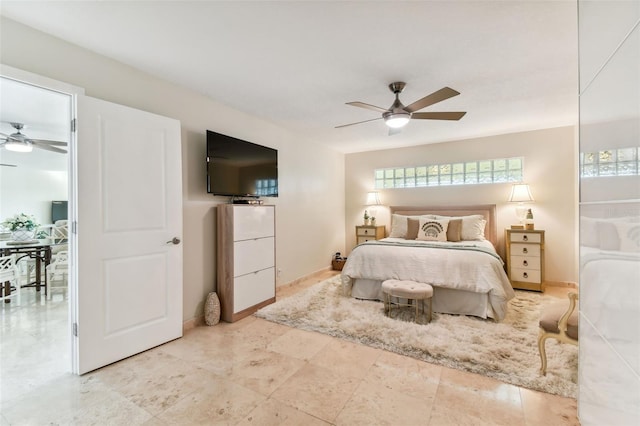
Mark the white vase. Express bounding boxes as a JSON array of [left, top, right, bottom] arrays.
[[12, 228, 35, 241]]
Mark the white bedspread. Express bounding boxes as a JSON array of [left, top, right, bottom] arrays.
[[341, 238, 515, 320]]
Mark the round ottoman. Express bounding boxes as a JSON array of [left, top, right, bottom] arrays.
[[381, 279, 433, 324]]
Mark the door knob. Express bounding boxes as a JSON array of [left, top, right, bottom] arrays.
[[166, 237, 181, 245]]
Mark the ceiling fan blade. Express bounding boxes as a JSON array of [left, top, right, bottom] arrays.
[[346, 102, 388, 113], [404, 87, 461, 113], [34, 144, 67, 154], [31, 139, 67, 147], [1, 163, 17, 167], [335, 117, 383, 129], [0, 132, 20, 142], [411, 111, 467, 121]]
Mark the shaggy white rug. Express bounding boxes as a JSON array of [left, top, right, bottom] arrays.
[[255, 275, 578, 398]]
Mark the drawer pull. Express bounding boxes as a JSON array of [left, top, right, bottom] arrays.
[[523, 235, 528, 241], [522, 248, 528, 254], [523, 260, 528, 267], [523, 272, 528, 279], [364, 229, 369, 234]]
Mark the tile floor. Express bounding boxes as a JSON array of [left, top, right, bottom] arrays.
[[0, 272, 579, 425]]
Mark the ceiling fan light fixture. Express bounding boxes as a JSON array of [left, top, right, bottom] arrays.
[[383, 111, 411, 129], [5, 140, 33, 153]]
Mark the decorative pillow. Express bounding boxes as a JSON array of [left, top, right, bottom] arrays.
[[389, 214, 409, 238], [389, 214, 435, 238], [614, 222, 640, 252], [406, 218, 420, 240], [416, 218, 449, 242], [461, 216, 486, 241], [433, 214, 486, 241], [597, 221, 620, 251], [580, 217, 600, 248], [446, 218, 462, 242]]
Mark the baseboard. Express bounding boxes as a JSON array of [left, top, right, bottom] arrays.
[[182, 266, 335, 332], [183, 315, 205, 332], [544, 280, 579, 289], [279, 266, 334, 288]]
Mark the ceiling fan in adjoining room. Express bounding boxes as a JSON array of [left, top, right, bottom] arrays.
[[336, 82, 467, 135], [0, 122, 67, 154]]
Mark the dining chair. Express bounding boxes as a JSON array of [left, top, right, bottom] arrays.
[[21, 221, 69, 284], [46, 250, 68, 299], [0, 254, 22, 304], [50, 221, 69, 255]]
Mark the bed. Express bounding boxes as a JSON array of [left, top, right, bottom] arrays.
[[341, 204, 515, 320], [579, 201, 640, 346]]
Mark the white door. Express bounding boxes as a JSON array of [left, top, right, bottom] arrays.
[[74, 96, 183, 374]]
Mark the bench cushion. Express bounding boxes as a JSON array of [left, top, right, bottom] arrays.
[[382, 279, 433, 299]]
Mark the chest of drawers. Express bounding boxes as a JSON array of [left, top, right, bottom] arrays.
[[356, 225, 385, 245], [505, 229, 545, 291]]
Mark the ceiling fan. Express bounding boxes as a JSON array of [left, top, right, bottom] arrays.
[[336, 82, 466, 135], [0, 122, 67, 154]]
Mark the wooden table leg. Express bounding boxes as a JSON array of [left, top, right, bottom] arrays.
[[35, 251, 42, 292], [3, 281, 10, 303]]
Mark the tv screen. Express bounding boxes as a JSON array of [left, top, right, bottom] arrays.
[[206, 130, 278, 197]]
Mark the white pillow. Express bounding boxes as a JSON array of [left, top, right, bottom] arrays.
[[416, 218, 449, 242], [433, 214, 486, 241], [463, 217, 487, 241], [614, 222, 640, 252], [580, 216, 600, 248], [389, 214, 436, 238]]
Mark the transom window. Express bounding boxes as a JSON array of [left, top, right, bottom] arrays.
[[374, 157, 524, 189], [580, 147, 640, 177], [255, 179, 278, 196]]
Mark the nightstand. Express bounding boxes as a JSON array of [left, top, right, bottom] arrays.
[[505, 229, 545, 291], [356, 225, 385, 245]]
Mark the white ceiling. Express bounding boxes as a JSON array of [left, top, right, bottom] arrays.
[[0, 1, 578, 154], [0, 77, 71, 171]]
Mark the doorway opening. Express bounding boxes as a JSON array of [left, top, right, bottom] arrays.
[[0, 75, 74, 398]]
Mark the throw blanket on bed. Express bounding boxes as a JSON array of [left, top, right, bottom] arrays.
[[341, 238, 515, 320], [356, 240, 505, 262]]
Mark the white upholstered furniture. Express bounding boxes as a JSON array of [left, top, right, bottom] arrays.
[[217, 204, 276, 322], [382, 279, 433, 324]]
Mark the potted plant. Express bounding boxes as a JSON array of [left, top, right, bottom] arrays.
[[2, 213, 40, 242], [363, 210, 370, 226]]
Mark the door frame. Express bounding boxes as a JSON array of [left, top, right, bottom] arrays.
[[1, 64, 83, 373]]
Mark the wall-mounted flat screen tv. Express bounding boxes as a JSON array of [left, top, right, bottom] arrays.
[[206, 130, 278, 197]]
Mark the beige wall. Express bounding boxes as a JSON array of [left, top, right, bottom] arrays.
[[0, 17, 346, 322], [345, 126, 579, 284]]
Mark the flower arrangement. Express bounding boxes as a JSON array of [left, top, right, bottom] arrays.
[[2, 213, 40, 231]]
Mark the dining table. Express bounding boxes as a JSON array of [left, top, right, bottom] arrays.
[[0, 238, 66, 303]]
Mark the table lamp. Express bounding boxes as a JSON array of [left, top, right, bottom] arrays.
[[508, 183, 534, 225]]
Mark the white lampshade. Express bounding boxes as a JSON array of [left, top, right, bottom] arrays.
[[508, 183, 534, 223], [366, 191, 382, 206], [508, 184, 534, 203]]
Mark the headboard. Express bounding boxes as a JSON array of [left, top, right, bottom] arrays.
[[389, 204, 498, 247]]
